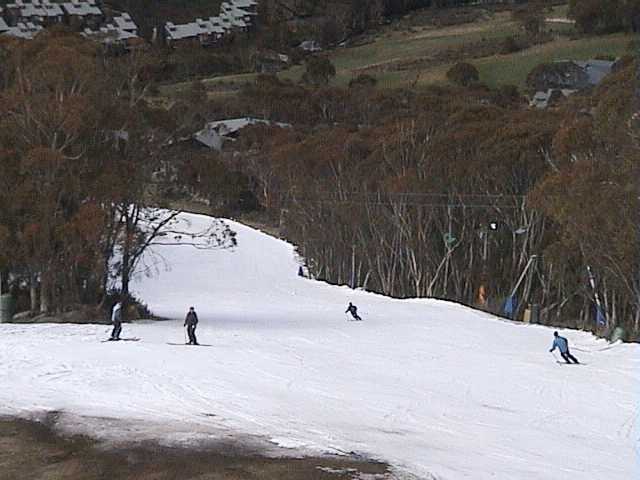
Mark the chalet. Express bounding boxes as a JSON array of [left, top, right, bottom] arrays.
[[61, 0, 103, 30], [2, 21, 43, 39], [193, 117, 291, 151], [530, 89, 573, 109], [112, 12, 137, 35], [298, 39, 322, 52], [165, 18, 226, 47], [210, 14, 232, 33], [40, 0, 65, 25], [5, 0, 64, 26], [83, 23, 141, 51], [574, 59, 615, 86], [255, 50, 290, 73], [220, 2, 256, 31], [230, 0, 258, 14], [529, 59, 616, 109], [0, 15, 9, 34]]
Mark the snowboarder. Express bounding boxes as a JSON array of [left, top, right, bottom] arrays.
[[550, 331, 579, 364], [110, 301, 123, 340], [184, 306, 199, 345], [345, 302, 362, 321]]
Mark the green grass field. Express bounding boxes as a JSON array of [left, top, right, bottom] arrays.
[[161, 3, 637, 95], [475, 33, 634, 88]]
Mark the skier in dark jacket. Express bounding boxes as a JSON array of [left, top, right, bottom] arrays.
[[345, 302, 362, 321], [110, 301, 123, 340], [550, 331, 579, 364], [184, 307, 199, 345]]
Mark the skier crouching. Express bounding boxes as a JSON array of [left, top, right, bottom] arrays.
[[184, 307, 199, 345], [345, 302, 362, 321], [550, 331, 579, 364]]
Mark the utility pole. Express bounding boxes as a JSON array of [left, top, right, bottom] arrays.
[[478, 221, 498, 308], [350, 242, 356, 289], [634, 40, 640, 330]]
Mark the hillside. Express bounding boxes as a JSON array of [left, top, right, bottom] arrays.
[[0, 213, 637, 480], [165, 4, 635, 96]]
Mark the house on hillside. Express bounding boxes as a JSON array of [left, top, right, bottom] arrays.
[[255, 50, 290, 73], [83, 24, 141, 51], [112, 12, 137, 35], [82, 11, 141, 50], [61, 0, 103, 30], [0, 11, 9, 34], [193, 117, 291, 151], [298, 39, 322, 52], [574, 59, 616, 86], [529, 59, 616, 109], [5, 0, 64, 26], [164, 0, 258, 48], [165, 19, 225, 47], [230, 0, 258, 14], [2, 21, 43, 39], [530, 89, 573, 109]]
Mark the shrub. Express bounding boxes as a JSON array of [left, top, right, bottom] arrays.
[[501, 36, 522, 54], [446, 62, 479, 87], [349, 73, 377, 89], [302, 56, 336, 86]]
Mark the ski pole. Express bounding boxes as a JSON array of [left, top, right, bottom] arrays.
[[550, 351, 560, 363]]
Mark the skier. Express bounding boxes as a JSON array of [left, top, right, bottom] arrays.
[[110, 301, 123, 340], [550, 331, 579, 364], [184, 306, 199, 345], [298, 266, 304, 277], [345, 302, 362, 321]]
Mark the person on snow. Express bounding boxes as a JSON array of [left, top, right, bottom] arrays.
[[110, 301, 123, 340], [345, 302, 362, 321], [550, 331, 579, 364], [184, 306, 199, 345]]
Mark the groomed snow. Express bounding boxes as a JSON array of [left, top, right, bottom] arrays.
[[0, 213, 638, 479]]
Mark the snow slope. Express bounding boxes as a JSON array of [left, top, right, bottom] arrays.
[[0, 213, 638, 479]]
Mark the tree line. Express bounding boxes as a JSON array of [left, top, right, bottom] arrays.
[[0, 31, 236, 318], [212, 60, 639, 340]]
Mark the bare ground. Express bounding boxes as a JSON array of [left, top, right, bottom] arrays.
[[0, 417, 394, 480]]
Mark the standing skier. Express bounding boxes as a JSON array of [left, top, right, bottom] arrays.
[[184, 307, 199, 345], [345, 302, 362, 321], [550, 331, 579, 364], [110, 301, 123, 340]]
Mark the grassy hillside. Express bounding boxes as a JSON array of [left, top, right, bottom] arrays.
[[162, 4, 637, 96]]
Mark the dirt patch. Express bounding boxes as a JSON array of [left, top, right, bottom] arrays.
[[0, 417, 394, 480]]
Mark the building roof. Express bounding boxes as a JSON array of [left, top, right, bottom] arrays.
[[574, 60, 615, 85], [2, 21, 43, 39], [220, 11, 246, 28], [40, 0, 64, 17], [230, 0, 258, 9], [221, 3, 254, 19], [113, 12, 137, 33], [165, 18, 226, 40], [298, 40, 322, 52], [83, 24, 138, 43], [15, 0, 65, 18], [164, 0, 254, 43], [61, 0, 102, 17], [530, 88, 575, 109], [194, 118, 291, 149], [0, 17, 9, 32]]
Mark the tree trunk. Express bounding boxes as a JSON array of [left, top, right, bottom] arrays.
[[30, 273, 38, 312]]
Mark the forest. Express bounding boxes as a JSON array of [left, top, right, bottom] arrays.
[[0, 1, 638, 341], [210, 59, 638, 340], [0, 31, 237, 317]]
